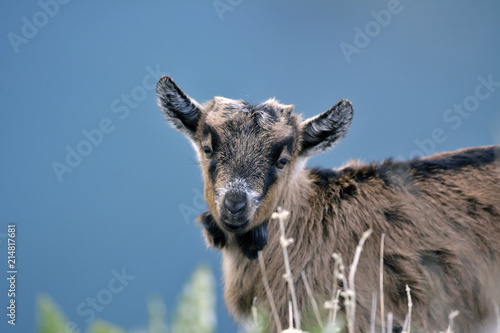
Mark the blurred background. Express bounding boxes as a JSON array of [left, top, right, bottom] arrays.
[[1, 1, 499, 332]]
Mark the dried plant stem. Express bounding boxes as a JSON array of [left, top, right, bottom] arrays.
[[327, 254, 342, 325], [444, 310, 459, 333], [251, 297, 258, 321], [331, 289, 342, 328], [380, 233, 386, 333], [273, 207, 301, 329], [347, 228, 373, 333], [370, 292, 377, 333], [403, 285, 413, 333], [301, 270, 323, 329], [402, 315, 409, 333], [387, 312, 394, 333], [258, 251, 282, 332], [493, 300, 500, 333], [331, 253, 349, 329]]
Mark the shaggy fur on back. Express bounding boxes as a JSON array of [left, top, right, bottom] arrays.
[[218, 146, 500, 332], [156, 75, 500, 332]]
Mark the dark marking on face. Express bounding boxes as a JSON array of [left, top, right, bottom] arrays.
[[203, 125, 221, 152], [261, 166, 277, 200], [256, 137, 295, 199], [269, 138, 292, 162], [201, 125, 222, 185], [208, 158, 218, 185]]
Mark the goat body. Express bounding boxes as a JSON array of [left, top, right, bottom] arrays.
[[156, 75, 500, 332], [213, 147, 500, 332]]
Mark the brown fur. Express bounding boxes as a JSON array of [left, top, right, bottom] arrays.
[[222, 147, 500, 332], [156, 75, 500, 332]]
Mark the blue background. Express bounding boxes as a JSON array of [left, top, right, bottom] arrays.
[[1, 1, 499, 332]]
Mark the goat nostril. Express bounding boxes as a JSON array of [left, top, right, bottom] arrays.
[[224, 194, 247, 216]]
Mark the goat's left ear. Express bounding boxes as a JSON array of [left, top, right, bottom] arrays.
[[299, 99, 353, 157]]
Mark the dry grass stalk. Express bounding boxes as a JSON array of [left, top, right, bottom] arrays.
[[281, 301, 306, 333], [493, 300, 500, 333], [326, 253, 344, 326], [300, 270, 323, 329], [380, 233, 386, 333], [402, 314, 409, 333], [258, 251, 282, 332], [330, 289, 342, 330], [442, 310, 459, 333], [330, 252, 349, 331], [347, 228, 373, 333], [402, 285, 413, 333], [387, 312, 394, 333], [273, 207, 301, 329], [370, 292, 377, 333], [252, 297, 258, 323]]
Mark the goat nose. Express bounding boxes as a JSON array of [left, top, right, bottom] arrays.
[[224, 193, 247, 216]]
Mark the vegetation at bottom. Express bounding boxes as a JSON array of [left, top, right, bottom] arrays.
[[37, 265, 219, 333]]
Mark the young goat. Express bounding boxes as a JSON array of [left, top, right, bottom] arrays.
[[156, 75, 500, 332]]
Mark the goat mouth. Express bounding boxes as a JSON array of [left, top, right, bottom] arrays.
[[221, 220, 250, 233]]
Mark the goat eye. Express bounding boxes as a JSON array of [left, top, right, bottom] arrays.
[[202, 146, 213, 156], [276, 157, 289, 169]]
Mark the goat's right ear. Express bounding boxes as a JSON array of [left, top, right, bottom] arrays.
[[156, 75, 202, 140]]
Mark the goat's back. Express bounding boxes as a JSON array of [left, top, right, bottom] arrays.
[[224, 146, 500, 332], [309, 145, 500, 332]]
